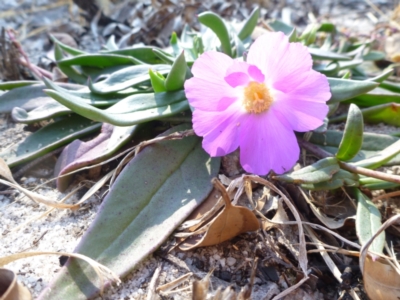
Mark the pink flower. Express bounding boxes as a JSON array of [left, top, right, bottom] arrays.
[[184, 32, 331, 175]]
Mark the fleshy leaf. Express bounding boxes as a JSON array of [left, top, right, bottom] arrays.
[[0, 83, 82, 113], [198, 12, 232, 57], [354, 189, 385, 254], [309, 130, 400, 166], [54, 123, 138, 191], [88, 64, 171, 94], [102, 46, 166, 64], [11, 102, 71, 123], [328, 78, 379, 103], [267, 20, 294, 35], [0, 115, 100, 167], [0, 80, 38, 90], [44, 88, 189, 126], [57, 54, 142, 68], [336, 104, 364, 161], [54, 44, 87, 84], [238, 7, 260, 40], [309, 48, 351, 61], [348, 87, 400, 107], [164, 51, 187, 91], [38, 124, 220, 300], [50, 34, 86, 56], [149, 69, 167, 93], [300, 169, 359, 190], [362, 103, 400, 127], [274, 157, 340, 184]]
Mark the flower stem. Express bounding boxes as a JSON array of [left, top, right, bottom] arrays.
[[298, 138, 400, 185]]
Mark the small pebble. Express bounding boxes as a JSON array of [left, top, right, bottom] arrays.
[[227, 257, 236, 266], [219, 258, 226, 268]]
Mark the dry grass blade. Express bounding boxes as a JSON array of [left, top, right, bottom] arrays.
[[157, 272, 193, 295], [244, 175, 308, 274], [0, 251, 120, 295]]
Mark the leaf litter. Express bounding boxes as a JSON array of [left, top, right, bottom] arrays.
[[3, 0, 400, 299]]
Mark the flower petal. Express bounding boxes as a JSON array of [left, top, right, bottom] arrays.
[[191, 51, 234, 81], [271, 95, 328, 132], [193, 103, 245, 156], [247, 32, 312, 89], [270, 70, 330, 132], [248, 65, 265, 83], [239, 112, 299, 175], [225, 72, 249, 88], [184, 77, 237, 111]]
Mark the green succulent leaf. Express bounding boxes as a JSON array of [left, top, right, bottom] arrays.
[[152, 48, 175, 64], [274, 157, 340, 184], [238, 7, 260, 40], [102, 46, 166, 64], [0, 83, 83, 113], [164, 51, 187, 91], [170, 32, 181, 57], [363, 50, 386, 61], [50, 34, 86, 56], [328, 78, 379, 103], [54, 44, 87, 84], [353, 139, 400, 169], [336, 104, 364, 161], [149, 69, 167, 93], [0, 80, 38, 90], [198, 11, 232, 57], [0, 115, 100, 167], [267, 20, 294, 35], [300, 169, 359, 190], [348, 87, 400, 107], [88, 64, 171, 94], [309, 130, 400, 167], [368, 69, 394, 84], [38, 124, 220, 300], [361, 103, 400, 127], [57, 54, 142, 68], [309, 48, 351, 61], [354, 188, 385, 254], [44, 87, 189, 126], [11, 102, 71, 123]]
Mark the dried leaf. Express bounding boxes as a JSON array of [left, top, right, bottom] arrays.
[[0, 268, 32, 300], [179, 178, 259, 250], [363, 257, 400, 300]]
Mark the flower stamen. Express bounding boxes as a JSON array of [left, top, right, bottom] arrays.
[[243, 81, 273, 114]]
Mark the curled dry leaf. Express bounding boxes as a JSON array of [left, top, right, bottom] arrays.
[[363, 257, 400, 300], [0, 268, 31, 300], [179, 178, 260, 250]]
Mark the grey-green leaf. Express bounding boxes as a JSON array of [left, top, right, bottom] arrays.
[[44, 88, 189, 126], [37, 124, 220, 300], [328, 78, 379, 103], [336, 104, 364, 161], [0, 115, 100, 167], [274, 157, 340, 184], [354, 188, 385, 254], [89, 64, 171, 94]]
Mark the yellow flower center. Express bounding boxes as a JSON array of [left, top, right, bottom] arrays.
[[243, 81, 273, 114]]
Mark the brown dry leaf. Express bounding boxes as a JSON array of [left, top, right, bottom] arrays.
[[363, 257, 400, 300], [179, 178, 260, 251], [0, 268, 31, 300]]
